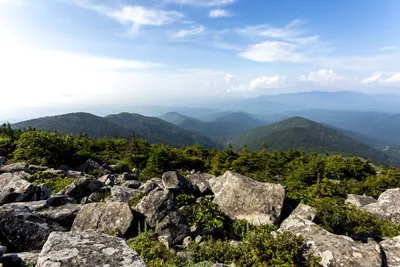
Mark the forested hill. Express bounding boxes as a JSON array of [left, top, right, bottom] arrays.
[[12, 112, 217, 149], [230, 117, 394, 165], [159, 111, 264, 142]]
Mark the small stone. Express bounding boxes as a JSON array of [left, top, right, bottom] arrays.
[[183, 236, 193, 249]]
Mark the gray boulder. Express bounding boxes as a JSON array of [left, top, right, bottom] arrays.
[[2, 251, 40, 267], [31, 183, 52, 201], [35, 231, 146, 267], [162, 171, 199, 195], [290, 203, 317, 221], [0, 205, 66, 252], [45, 194, 77, 207], [78, 159, 111, 175], [380, 236, 400, 267], [363, 188, 400, 224], [0, 162, 30, 173], [139, 179, 162, 194], [135, 190, 189, 245], [0, 156, 6, 166], [0, 172, 34, 205], [66, 170, 84, 178], [99, 174, 116, 186], [186, 172, 215, 194], [72, 202, 133, 237], [210, 171, 285, 225], [280, 215, 382, 267], [58, 177, 103, 202], [87, 186, 112, 203], [123, 180, 142, 189], [37, 203, 83, 228], [121, 172, 139, 181], [345, 194, 377, 208], [106, 186, 141, 203]]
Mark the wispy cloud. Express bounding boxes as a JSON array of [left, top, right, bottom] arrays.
[[227, 75, 288, 93], [171, 25, 205, 39], [300, 69, 344, 84], [362, 71, 400, 84], [225, 73, 233, 83], [378, 46, 398, 51], [209, 9, 232, 18], [239, 41, 309, 63], [73, 1, 183, 34], [235, 19, 304, 39], [165, 0, 235, 7]]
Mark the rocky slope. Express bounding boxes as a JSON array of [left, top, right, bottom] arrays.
[[1, 158, 400, 267]]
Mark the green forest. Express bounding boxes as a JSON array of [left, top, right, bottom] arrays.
[[2, 123, 400, 266]]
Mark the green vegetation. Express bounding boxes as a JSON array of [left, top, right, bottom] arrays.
[[28, 172, 75, 193], [12, 112, 217, 149], [230, 117, 393, 165]]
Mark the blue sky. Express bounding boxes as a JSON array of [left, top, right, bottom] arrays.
[[0, 0, 399, 119]]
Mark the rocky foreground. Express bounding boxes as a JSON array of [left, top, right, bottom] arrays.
[[1, 158, 400, 267]]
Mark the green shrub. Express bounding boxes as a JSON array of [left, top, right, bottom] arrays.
[[229, 219, 277, 240], [183, 198, 229, 231], [313, 199, 400, 238], [127, 231, 182, 267], [172, 194, 196, 207], [190, 230, 321, 267], [129, 192, 146, 207], [28, 172, 75, 193]]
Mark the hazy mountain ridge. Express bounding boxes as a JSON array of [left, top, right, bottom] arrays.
[[230, 117, 394, 165], [12, 112, 217, 149]]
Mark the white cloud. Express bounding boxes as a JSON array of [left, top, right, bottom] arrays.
[[235, 19, 303, 39], [362, 71, 400, 84], [300, 69, 344, 84], [209, 9, 232, 18], [225, 73, 233, 83], [165, 0, 235, 7], [378, 46, 398, 51], [73, 1, 183, 34], [238, 41, 308, 63], [250, 75, 287, 89], [171, 25, 205, 39], [227, 75, 287, 93]]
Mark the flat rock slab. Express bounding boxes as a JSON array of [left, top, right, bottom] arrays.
[[280, 215, 382, 267], [210, 171, 285, 225], [363, 188, 400, 224], [72, 202, 133, 237], [0, 205, 66, 252], [36, 231, 146, 267]]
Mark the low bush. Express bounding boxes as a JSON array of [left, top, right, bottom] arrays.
[[28, 172, 75, 193]]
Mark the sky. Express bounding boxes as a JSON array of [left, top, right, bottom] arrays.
[[0, 0, 399, 120]]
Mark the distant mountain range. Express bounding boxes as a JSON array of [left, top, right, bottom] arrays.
[[159, 112, 265, 142], [12, 112, 217, 149], [229, 117, 396, 165]]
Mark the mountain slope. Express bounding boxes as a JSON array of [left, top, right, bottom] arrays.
[[12, 112, 217, 148], [12, 113, 130, 138], [104, 113, 217, 148], [159, 111, 265, 142], [230, 117, 393, 165]]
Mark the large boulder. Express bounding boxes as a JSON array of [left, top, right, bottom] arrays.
[[0, 162, 30, 173], [138, 179, 162, 194], [45, 194, 77, 207], [380, 236, 400, 267], [162, 171, 199, 195], [58, 177, 103, 202], [289, 203, 317, 221], [186, 172, 215, 194], [345, 194, 377, 208], [280, 215, 382, 267], [0, 172, 34, 205], [123, 180, 142, 190], [135, 190, 189, 245], [363, 188, 400, 224], [78, 159, 111, 175], [31, 183, 52, 201], [35, 231, 146, 267], [106, 186, 141, 203], [98, 174, 116, 186], [37, 203, 83, 228], [87, 186, 112, 203], [72, 202, 133, 237], [0, 205, 66, 252], [210, 171, 285, 225]]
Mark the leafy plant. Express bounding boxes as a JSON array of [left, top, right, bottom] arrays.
[[28, 172, 75, 193]]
